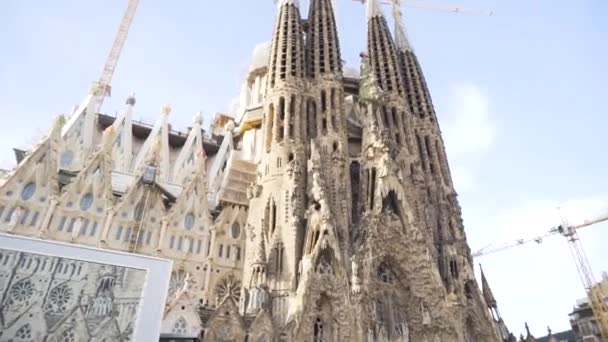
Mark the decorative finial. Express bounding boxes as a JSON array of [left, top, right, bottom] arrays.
[[358, 52, 383, 103], [392, 0, 413, 52], [126, 92, 136, 106], [102, 126, 117, 149], [194, 111, 204, 125], [276, 0, 300, 9], [161, 103, 172, 115], [547, 326, 552, 335], [366, 0, 383, 20], [525, 322, 531, 336]]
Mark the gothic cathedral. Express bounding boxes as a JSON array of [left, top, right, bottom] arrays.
[[0, 0, 510, 341]]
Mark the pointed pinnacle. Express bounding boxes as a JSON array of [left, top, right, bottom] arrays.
[[367, 0, 384, 20]]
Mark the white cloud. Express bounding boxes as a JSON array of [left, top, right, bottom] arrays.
[[440, 82, 496, 192], [442, 82, 496, 158]]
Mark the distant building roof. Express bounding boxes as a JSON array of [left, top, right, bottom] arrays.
[[536, 330, 576, 342]]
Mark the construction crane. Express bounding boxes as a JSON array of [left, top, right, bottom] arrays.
[[62, 0, 140, 142], [474, 211, 608, 340], [353, 0, 495, 16], [89, 0, 140, 113], [472, 211, 608, 257]]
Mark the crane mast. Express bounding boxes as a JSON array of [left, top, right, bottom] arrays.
[[90, 0, 140, 113], [474, 211, 608, 339], [59, 0, 139, 170], [561, 222, 608, 340], [353, 0, 494, 16]]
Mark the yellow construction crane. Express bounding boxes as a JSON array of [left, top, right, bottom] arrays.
[[352, 0, 495, 16], [90, 0, 140, 113], [474, 211, 608, 340], [63, 0, 139, 129]]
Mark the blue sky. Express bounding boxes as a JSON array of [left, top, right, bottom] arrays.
[[1, 0, 607, 337]]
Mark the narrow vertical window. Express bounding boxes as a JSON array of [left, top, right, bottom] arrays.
[[289, 95, 296, 139], [321, 90, 327, 112], [271, 200, 277, 234], [308, 99, 317, 138], [370, 168, 377, 210], [278, 97, 285, 142], [266, 104, 274, 151], [115, 226, 123, 241], [29, 212, 39, 226], [314, 318, 324, 342], [124, 227, 132, 242], [90, 222, 98, 236]]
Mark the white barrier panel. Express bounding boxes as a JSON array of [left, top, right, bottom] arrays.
[[0, 233, 172, 342]]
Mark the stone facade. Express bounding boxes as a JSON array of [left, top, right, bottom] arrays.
[[0, 0, 510, 340]]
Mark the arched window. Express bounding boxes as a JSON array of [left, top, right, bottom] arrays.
[[273, 243, 284, 274], [184, 213, 195, 230], [265, 104, 275, 152], [313, 317, 324, 342], [369, 168, 377, 210], [308, 99, 317, 139], [391, 107, 398, 127], [277, 97, 285, 142], [79, 193, 94, 211], [270, 199, 277, 235], [321, 90, 327, 112], [450, 258, 459, 279], [21, 182, 36, 201], [381, 106, 390, 129], [289, 95, 296, 139], [377, 262, 394, 283], [231, 222, 241, 239], [415, 133, 425, 170]]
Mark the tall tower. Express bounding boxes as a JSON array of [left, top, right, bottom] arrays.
[[242, 0, 308, 324], [391, 3, 503, 340], [305, 0, 352, 265], [363, 0, 428, 233], [234, 1, 504, 341]]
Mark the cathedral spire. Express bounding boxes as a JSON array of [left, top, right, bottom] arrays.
[[366, 0, 384, 20], [110, 94, 135, 173], [172, 112, 204, 183], [480, 264, 497, 308], [276, 0, 299, 8], [391, 0, 413, 52], [267, 0, 305, 90], [366, 0, 404, 98], [306, 0, 342, 78], [131, 104, 171, 181]]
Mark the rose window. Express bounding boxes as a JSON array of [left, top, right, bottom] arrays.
[[46, 284, 72, 313], [10, 279, 33, 304], [168, 271, 192, 301], [216, 274, 241, 304]]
